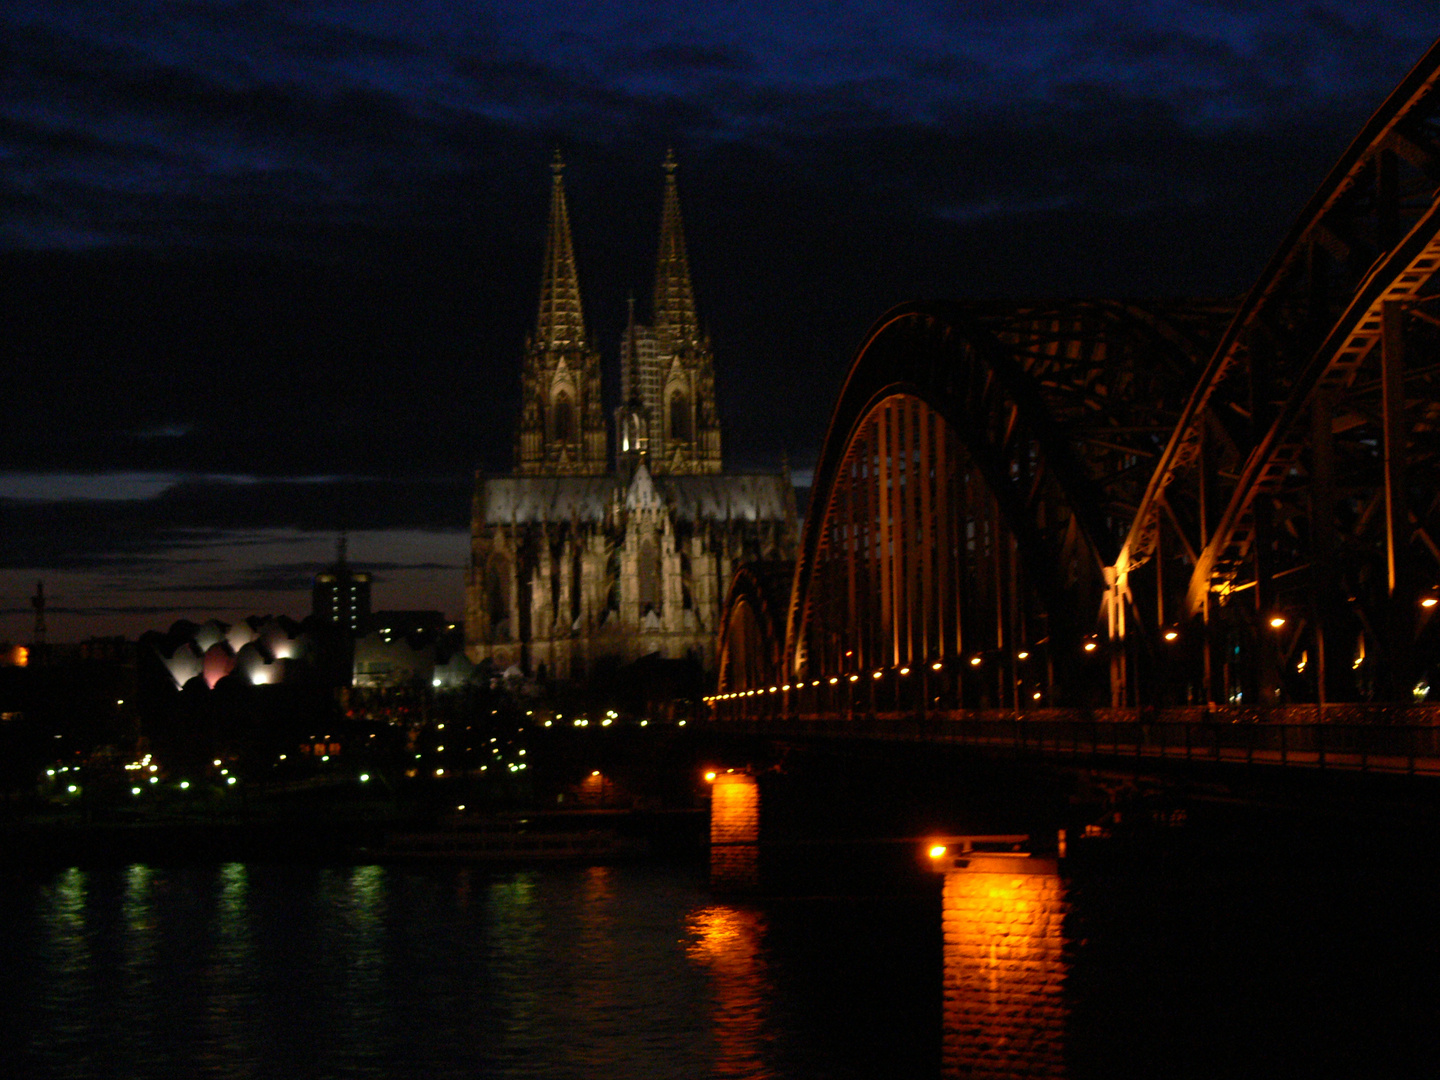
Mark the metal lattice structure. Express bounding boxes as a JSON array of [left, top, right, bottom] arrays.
[[1117, 36, 1440, 705], [716, 38, 1440, 713]]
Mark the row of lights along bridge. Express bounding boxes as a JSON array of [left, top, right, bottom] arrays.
[[707, 588, 1440, 711]]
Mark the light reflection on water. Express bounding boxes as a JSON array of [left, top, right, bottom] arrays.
[[7, 828, 1439, 1078], [686, 905, 773, 1078], [6, 863, 929, 1080]]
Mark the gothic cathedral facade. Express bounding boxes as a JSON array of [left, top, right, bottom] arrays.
[[465, 154, 798, 679]]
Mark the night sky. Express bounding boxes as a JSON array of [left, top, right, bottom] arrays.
[[1, 1, 1434, 642]]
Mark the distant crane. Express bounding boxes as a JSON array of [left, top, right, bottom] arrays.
[[30, 580, 45, 648]]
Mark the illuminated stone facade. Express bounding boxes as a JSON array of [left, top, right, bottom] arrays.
[[466, 155, 797, 679], [941, 857, 1068, 1078]]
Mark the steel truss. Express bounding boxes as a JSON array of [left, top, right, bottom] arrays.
[[717, 38, 1440, 710], [1119, 37, 1440, 706]]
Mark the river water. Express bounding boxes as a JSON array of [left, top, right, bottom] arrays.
[[4, 819, 1440, 1079]]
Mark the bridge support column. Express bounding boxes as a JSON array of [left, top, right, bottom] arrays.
[[940, 855, 1067, 1077], [1105, 566, 1128, 708], [709, 772, 760, 892]]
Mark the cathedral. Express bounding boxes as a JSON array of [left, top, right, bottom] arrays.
[[464, 153, 799, 680]]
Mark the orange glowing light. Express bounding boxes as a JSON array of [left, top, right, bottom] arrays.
[[969, 655, 983, 666], [1424, 596, 1440, 609], [1016, 650, 1030, 660], [929, 844, 948, 859], [1269, 614, 1287, 629], [872, 670, 883, 679], [899, 666, 910, 676], [1083, 638, 1099, 653], [1163, 629, 1179, 641], [705, 771, 718, 782], [932, 661, 943, 671]]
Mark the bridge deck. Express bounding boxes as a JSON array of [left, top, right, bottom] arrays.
[[709, 712, 1440, 778]]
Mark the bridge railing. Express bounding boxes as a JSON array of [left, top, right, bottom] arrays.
[[704, 703, 1440, 776]]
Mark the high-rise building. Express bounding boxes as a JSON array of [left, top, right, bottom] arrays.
[[465, 154, 797, 679], [312, 537, 371, 637]]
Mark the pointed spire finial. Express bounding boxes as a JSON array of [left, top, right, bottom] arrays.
[[653, 151, 698, 346], [537, 152, 587, 351]]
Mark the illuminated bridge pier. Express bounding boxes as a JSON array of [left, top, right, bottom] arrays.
[[929, 840, 1067, 1080], [714, 40, 1440, 749], [707, 770, 760, 891]]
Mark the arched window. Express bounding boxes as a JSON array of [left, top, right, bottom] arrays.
[[486, 557, 510, 630], [623, 412, 642, 454], [669, 392, 691, 442], [553, 390, 574, 443], [639, 537, 660, 613]]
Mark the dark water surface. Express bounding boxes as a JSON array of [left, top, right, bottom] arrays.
[[1, 861, 936, 1080], [5, 820, 1440, 1079]]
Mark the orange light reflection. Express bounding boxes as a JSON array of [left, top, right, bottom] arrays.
[[687, 905, 773, 1079]]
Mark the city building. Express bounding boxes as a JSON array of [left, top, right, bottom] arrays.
[[352, 624, 475, 690], [312, 538, 371, 636], [465, 153, 798, 680]]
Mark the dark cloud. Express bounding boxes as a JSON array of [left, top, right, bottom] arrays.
[[622, 43, 755, 76], [0, 478, 469, 573], [0, 602, 253, 617], [132, 555, 447, 595]]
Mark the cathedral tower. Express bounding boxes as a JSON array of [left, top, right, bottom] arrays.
[[468, 152, 795, 681], [616, 152, 722, 475], [516, 152, 607, 475]]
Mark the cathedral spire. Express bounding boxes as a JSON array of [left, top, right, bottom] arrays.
[[537, 150, 587, 351], [517, 152, 607, 476], [652, 149, 699, 347]]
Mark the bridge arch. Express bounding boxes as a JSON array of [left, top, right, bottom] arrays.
[[717, 561, 792, 697], [1116, 37, 1440, 704], [717, 36, 1440, 714], [783, 300, 1219, 706]]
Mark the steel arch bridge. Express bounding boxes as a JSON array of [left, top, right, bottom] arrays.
[[716, 37, 1440, 720]]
